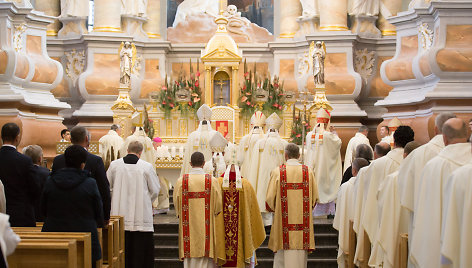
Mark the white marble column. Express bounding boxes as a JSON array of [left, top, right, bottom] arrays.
[[143, 0, 161, 38], [378, 0, 402, 36], [94, 0, 122, 32], [320, 0, 348, 31], [279, 0, 302, 38], [34, 0, 61, 36]]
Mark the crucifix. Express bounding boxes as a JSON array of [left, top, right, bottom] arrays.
[[216, 79, 226, 106]]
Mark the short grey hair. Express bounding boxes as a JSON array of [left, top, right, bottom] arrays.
[[442, 119, 468, 140], [285, 143, 300, 159], [111, 124, 120, 131], [127, 141, 144, 154], [404, 141, 421, 156], [352, 158, 369, 173], [374, 142, 391, 157], [435, 113, 456, 134], [359, 125, 369, 133], [23, 145, 43, 164], [355, 144, 373, 161]]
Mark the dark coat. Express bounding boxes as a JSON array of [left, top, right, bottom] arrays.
[[41, 168, 103, 261], [0, 146, 40, 227], [32, 165, 50, 221], [52, 151, 111, 223]]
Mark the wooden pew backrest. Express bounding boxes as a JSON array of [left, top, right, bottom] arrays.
[[8, 239, 78, 268]]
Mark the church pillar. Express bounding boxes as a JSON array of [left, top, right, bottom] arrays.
[[279, 0, 302, 38], [378, 0, 402, 36], [204, 66, 212, 105], [231, 66, 239, 106], [94, 0, 122, 32], [143, 0, 161, 39], [33, 0, 60, 36], [320, 0, 348, 31]]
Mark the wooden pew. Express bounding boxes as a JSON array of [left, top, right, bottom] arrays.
[[8, 239, 78, 268], [110, 216, 125, 268], [97, 228, 103, 268], [13, 232, 92, 268], [102, 220, 119, 268], [399, 233, 408, 268], [348, 220, 356, 268]]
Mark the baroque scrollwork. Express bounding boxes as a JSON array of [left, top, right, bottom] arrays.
[[65, 49, 86, 83], [298, 51, 310, 77], [419, 22, 434, 50], [354, 48, 376, 82], [13, 23, 26, 52]]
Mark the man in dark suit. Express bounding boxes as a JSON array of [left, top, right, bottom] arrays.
[[52, 126, 111, 226], [0, 123, 40, 227], [23, 145, 50, 221]]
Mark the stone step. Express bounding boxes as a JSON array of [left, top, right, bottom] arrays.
[[154, 257, 338, 268]]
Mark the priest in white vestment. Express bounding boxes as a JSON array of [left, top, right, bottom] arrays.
[[203, 131, 228, 178], [120, 127, 156, 166], [333, 158, 369, 268], [305, 109, 341, 215], [247, 113, 287, 226], [369, 141, 420, 268], [180, 104, 218, 177], [441, 157, 472, 268], [107, 141, 160, 267], [381, 117, 401, 148], [362, 126, 414, 267], [396, 112, 456, 261], [99, 124, 124, 169], [343, 125, 372, 173], [239, 111, 266, 179], [410, 118, 472, 268]]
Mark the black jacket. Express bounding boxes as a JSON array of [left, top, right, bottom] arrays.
[[52, 151, 111, 223], [41, 168, 103, 261], [32, 165, 50, 221], [0, 146, 40, 227]]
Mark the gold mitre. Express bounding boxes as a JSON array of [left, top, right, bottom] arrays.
[[131, 111, 143, 127], [316, 108, 331, 123], [388, 117, 402, 131], [266, 112, 283, 130], [224, 143, 242, 166], [197, 104, 212, 122], [209, 131, 228, 153], [252, 111, 266, 127]]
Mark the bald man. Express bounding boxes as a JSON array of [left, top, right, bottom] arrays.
[[410, 118, 472, 268]]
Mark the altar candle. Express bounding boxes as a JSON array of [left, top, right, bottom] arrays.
[[171, 146, 177, 157], [179, 146, 184, 157]]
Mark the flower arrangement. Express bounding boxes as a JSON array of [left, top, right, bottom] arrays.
[[158, 60, 202, 118], [290, 111, 311, 145], [262, 76, 285, 115], [238, 61, 256, 118]]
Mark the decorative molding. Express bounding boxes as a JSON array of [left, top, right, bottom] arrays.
[[354, 48, 376, 82], [419, 22, 433, 51], [13, 23, 26, 52], [65, 49, 86, 84]]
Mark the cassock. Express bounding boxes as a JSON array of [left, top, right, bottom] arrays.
[[369, 170, 409, 268], [441, 162, 472, 268], [266, 159, 319, 268], [362, 148, 404, 264], [181, 104, 217, 176], [410, 143, 472, 268], [239, 111, 266, 179], [107, 154, 160, 268], [173, 167, 226, 267], [343, 132, 372, 173], [305, 109, 342, 204], [247, 113, 287, 225], [99, 129, 124, 169], [333, 175, 356, 268], [397, 134, 444, 245]]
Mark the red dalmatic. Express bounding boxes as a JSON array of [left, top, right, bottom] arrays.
[[222, 171, 240, 267]]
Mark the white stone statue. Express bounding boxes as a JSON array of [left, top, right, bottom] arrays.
[[348, 0, 380, 16], [310, 41, 326, 87], [223, 5, 251, 41], [60, 0, 89, 17], [172, 0, 218, 27], [119, 41, 136, 88], [121, 0, 148, 17], [299, 0, 319, 18]]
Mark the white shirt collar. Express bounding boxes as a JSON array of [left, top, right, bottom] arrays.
[[1, 144, 16, 149], [189, 167, 205, 174], [286, 159, 301, 166]]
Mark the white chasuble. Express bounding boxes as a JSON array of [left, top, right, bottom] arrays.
[[441, 162, 472, 268], [343, 133, 372, 173], [305, 130, 342, 203], [180, 126, 217, 177], [99, 130, 124, 168], [410, 143, 472, 268], [239, 128, 265, 179], [120, 129, 156, 167]]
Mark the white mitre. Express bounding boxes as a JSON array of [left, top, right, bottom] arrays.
[[197, 104, 212, 122], [253, 111, 267, 128], [266, 113, 283, 131], [203, 131, 228, 176], [223, 143, 242, 188]]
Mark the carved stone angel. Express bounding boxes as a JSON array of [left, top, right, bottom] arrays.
[[310, 41, 326, 87], [119, 41, 137, 88]]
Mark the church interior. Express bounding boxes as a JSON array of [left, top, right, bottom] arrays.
[[1, 0, 472, 267]]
